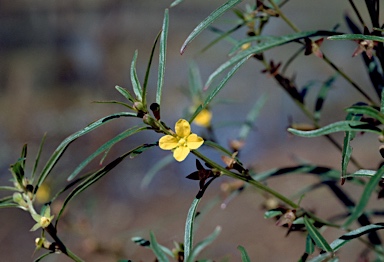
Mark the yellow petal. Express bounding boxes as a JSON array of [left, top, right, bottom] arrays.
[[186, 134, 204, 149], [193, 109, 212, 127], [175, 119, 191, 138], [173, 146, 190, 162], [159, 135, 179, 150]]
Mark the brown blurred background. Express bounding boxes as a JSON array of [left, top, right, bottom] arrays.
[[0, 1, 382, 261]]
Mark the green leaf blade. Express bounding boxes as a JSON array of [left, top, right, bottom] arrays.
[[180, 0, 243, 54], [304, 216, 333, 252], [184, 198, 201, 259], [157, 9, 169, 105], [130, 50, 143, 101], [288, 120, 382, 137], [343, 166, 384, 228]]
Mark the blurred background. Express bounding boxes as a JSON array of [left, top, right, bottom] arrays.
[[0, 0, 382, 261]]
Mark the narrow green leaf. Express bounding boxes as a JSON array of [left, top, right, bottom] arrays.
[[237, 245, 251, 262], [67, 126, 148, 181], [189, 55, 251, 123], [229, 35, 277, 56], [314, 75, 336, 121], [0, 196, 17, 208], [34, 252, 53, 262], [35, 112, 137, 191], [131, 236, 174, 257], [288, 120, 382, 137], [309, 223, 384, 261], [180, 0, 243, 54], [346, 169, 376, 178], [307, 252, 333, 262], [55, 144, 151, 226], [143, 31, 162, 107], [157, 9, 169, 105], [187, 226, 221, 262], [201, 23, 244, 54], [170, 0, 184, 8], [341, 111, 361, 181], [92, 100, 134, 110], [305, 233, 315, 255], [32, 133, 47, 181], [184, 198, 201, 259], [205, 30, 341, 89], [304, 216, 333, 252], [115, 85, 136, 103], [345, 105, 384, 124], [130, 50, 143, 101], [204, 140, 234, 157], [238, 94, 267, 140], [150, 231, 170, 262], [264, 210, 282, 218], [188, 61, 203, 98], [343, 166, 384, 228], [327, 34, 384, 42], [252, 164, 340, 182], [141, 155, 173, 189], [0, 186, 19, 191]]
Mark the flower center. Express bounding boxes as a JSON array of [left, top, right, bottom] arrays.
[[40, 216, 51, 228], [178, 138, 187, 147]]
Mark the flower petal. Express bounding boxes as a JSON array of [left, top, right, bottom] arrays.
[[173, 146, 190, 162], [175, 119, 191, 138], [186, 134, 204, 149], [193, 109, 212, 127], [159, 135, 179, 150]]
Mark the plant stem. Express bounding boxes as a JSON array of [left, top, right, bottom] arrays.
[[267, 0, 300, 32], [192, 150, 299, 208]]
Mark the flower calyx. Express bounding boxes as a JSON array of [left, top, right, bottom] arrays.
[[186, 159, 218, 199]]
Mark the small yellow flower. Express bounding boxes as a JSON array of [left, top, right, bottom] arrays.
[[193, 109, 212, 127], [31, 206, 54, 231], [159, 119, 204, 162]]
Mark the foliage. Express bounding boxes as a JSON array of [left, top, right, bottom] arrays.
[[2, 0, 384, 261]]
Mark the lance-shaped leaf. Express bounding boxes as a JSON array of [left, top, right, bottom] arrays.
[[115, 85, 136, 103], [341, 110, 362, 182], [343, 165, 384, 228], [130, 50, 143, 101], [67, 126, 148, 181], [184, 198, 201, 259], [304, 216, 333, 252], [35, 112, 137, 191], [237, 245, 251, 262], [131, 236, 173, 257], [327, 34, 384, 42], [308, 223, 384, 262], [314, 75, 336, 121], [237, 94, 267, 141], [156, 9, 168, 105], [205, 30, 341, 89], [0, 196, 18, 209], [32, 134, 46, 181], [180, 0, 243, 54], [189, 55, 251, 123], [186, 226, 221, 262], [55, 143, 153, 226], [141, 31, 161, 108], [345, 105, 384, 124], [150, 231, 170, 262], [288, 120, 382, 137]]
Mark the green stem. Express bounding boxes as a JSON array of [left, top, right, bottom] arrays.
[[321, 54, 376, 105], [192, 150, 299, 208], [267, 0, 300, 32]]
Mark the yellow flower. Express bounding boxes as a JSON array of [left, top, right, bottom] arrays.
[[159, 119, 204, 162], [193, 109, 212, 127], [30, 206, 54, 231]]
